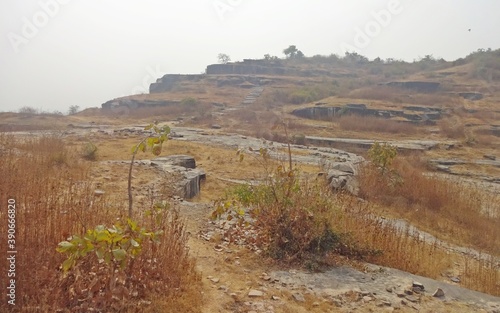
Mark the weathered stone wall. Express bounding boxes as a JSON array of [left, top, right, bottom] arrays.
[[385, 81, 440, 93], [292, 104, 442, 123], [149, 74, 205, 94], [206, 63, 287, 76], [101, 98, 180, 110]]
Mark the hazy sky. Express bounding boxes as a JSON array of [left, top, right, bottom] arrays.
[[1, 0, 499, 113]]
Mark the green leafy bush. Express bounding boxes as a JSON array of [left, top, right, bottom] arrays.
[[55, 201, 198, 310], [57, 219, 160, 274], [180, 97, 198, 106]]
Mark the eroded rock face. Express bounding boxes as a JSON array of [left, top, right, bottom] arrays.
[[491, 125, 500, 137], [385, 81, 440, 93], [458, 92, 483, 100], [292, 104, 442, 123], [206, 62, 286, 76], [101, 98, 180, 110]]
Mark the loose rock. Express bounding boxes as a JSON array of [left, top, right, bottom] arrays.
[[248, 290, 264, 297], [433, 288, 445, 298], [292, 292, 305, 302], [412, 281, 425, 291]]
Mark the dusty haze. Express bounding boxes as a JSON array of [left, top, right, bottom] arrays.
[[1, 0, 499, 113]]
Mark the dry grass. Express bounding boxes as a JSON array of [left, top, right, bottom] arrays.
[[0, 133, 201, 312], [359, 155, 500, 254], [102, 102, 213, 123], [463, 256, 500, 297], [329, 194, 451, 279], [438, 117, 466, 139], [347, 86, 402, 103], [335, 115, 419, 135], [357, 154, 500, 296], [347, 85, 454, 107]]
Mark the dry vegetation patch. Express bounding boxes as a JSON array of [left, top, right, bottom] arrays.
[[0, 133, 201, 312], [358, 149, 499, 296], [336, 115, 419, 135]]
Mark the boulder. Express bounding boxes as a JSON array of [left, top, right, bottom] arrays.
[[182, 169, 206, 199], [151, 156, 205, 199], [326, 166, 359, 196], [332, 162, 356, 174], [432, 288, 445, 297]]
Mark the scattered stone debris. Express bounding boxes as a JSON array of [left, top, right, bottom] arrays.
[[405, 294, 420, 303]]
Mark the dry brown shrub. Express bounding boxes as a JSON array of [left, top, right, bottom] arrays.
[[331, 195, 450, 278], [463, 256, 500, 297], [0, 133, 201, 312], [357, 154, 500, 296], [438, 117, 466, 139]]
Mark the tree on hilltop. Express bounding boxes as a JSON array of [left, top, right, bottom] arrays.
[[217, 53, 231, 64], [283, 45, 304, 59]]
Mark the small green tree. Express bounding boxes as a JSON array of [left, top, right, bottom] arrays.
[[128, 122, 170, 218], [283, 45, 298, 58], [364, 142, 403, 191], [368, 142, 398, 175]]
